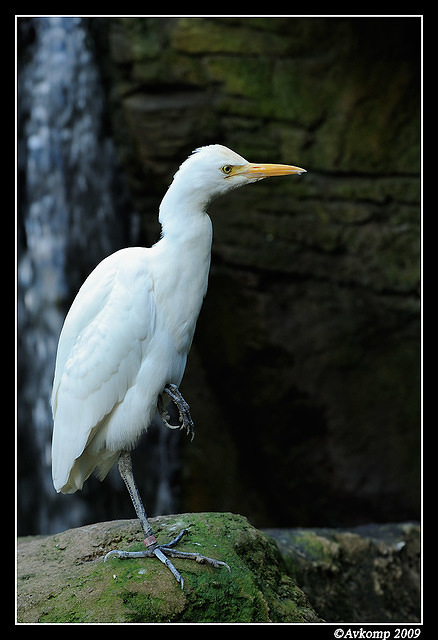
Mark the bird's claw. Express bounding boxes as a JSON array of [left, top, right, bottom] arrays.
[[104, 528, 230, 589], [158, 383, 195, 441]]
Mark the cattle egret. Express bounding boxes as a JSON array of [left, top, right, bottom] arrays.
[[51, 144, 306, 587]]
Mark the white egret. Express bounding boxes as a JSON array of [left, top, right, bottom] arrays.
[[51, 144, 306, 587]]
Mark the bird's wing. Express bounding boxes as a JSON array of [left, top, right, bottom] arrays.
[[51, 248, 156, 491]]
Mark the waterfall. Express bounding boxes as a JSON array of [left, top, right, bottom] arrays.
[[18, 17, 179, 535]]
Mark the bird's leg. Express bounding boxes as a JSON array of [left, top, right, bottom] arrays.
[[114, 450, 157, 545], [104, 451, 230, 588], [158, 383, 195, 441]]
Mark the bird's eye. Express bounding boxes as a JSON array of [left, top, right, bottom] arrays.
[[220, 165, 233, 175]]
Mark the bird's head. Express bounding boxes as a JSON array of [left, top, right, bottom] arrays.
[[170, 144, 306, 206]]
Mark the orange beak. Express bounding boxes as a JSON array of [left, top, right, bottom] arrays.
[[236, 162, 306, 178]]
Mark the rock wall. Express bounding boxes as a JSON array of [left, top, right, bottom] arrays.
[[95, 17, 420, 528]]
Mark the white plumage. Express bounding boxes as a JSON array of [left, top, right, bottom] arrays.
[[50, 144, 305, 585]]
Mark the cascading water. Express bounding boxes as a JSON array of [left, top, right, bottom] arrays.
[[17, 17, 180, 535]]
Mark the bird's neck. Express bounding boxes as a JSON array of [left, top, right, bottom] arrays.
[[152, 190, 213, 354], [158, 173, 212, 234], [158, 185, 213, 253], [157, 178, 214, 276]]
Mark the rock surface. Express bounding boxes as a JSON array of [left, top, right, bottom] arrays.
[[17, 514, 420, 624], [17, 513, 320, 623], [266, 522, 421, 623]]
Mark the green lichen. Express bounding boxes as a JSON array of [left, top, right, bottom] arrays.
[[18, 513, 320, 623]]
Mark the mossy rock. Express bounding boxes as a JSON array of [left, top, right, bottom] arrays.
[[17, 513, 321, 623], [266, 523, 421, 622]]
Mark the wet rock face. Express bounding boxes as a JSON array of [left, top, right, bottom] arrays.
[[103, 17, 420, 528], [17, 17, 132, 536]]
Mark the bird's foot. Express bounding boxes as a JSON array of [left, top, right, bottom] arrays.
[[104, 528, 230, 589], [158, 383, 195, 441]]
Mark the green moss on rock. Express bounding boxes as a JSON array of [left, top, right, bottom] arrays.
[[17, 513, 321, 623], [266, 523, 421, 622]]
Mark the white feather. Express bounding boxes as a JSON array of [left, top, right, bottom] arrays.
[[51, 144, 304, 494]]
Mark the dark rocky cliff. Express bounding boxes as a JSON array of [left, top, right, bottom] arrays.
[[101, 17, 421, 528], [18, 17, 420, 536]]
